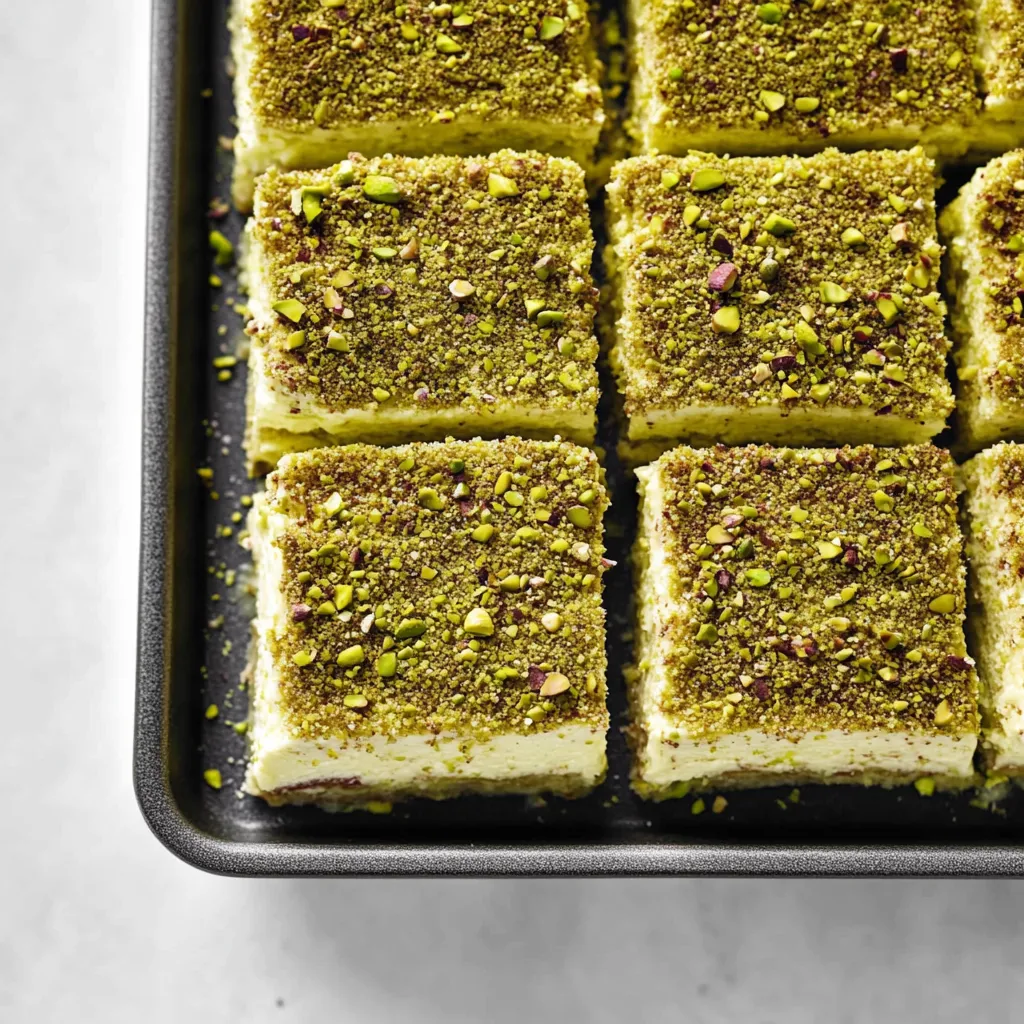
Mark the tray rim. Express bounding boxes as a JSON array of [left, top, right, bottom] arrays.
[[133, 0, 1024, 878]]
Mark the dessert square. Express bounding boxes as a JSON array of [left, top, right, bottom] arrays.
[[606, 149, 954, 449], [230, 0, 605, 209], [975, 1, 1024, 130], [245, 437, 610, 806], [631, 443, 979, 796], [961, 443, 1024, 777], [626, 0, 979, 158], [243, 151, 599, 475], [940, 150, 1024, 450]]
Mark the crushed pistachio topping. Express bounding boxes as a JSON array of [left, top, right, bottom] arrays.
[[607, 149, 954, 426], [640, 444, 978, 740], [241, 0, 602, 134], [251, 151, 598, 418], [257, 437, 609, 740], [974, 0, 1024, 105], [635, 0, 978, 143]]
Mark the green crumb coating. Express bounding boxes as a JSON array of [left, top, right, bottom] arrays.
[[607, 149, 953, 427], [241, 0, 602, 133], [976, 0, 1024, 105], [251, 151, 599, 417], [632, 0, 978, 144], [944, 150, 1024, 411], [641, 443, 978, 740], [257, 437, 609, 741]]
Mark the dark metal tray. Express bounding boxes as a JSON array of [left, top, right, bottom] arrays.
[[135, 0, 1024, 876]]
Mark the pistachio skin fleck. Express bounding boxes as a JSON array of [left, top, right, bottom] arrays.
[[607, 149, 954, 440], [253, 437, 610, 741], [634, 444, 979, 742]]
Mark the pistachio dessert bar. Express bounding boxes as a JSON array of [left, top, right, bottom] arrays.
[[244, 151, 599, 475], [974, 0, 1024, 145], [961, 443, 1024, 777], [606, 149, 954, 450], [631, 444, 979, 796], [626, 0, 979, 159], [230, 0, 604, 209], [245, 437, 610, 806], [940, 150, 1024, 450]]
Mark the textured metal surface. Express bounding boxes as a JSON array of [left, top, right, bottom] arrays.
[[134, 0, 1024, 877]]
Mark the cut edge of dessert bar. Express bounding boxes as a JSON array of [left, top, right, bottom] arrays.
[[229, 0, 605, 210], [975, 0, 1024, 126], [624, 0, 980, 161], [244, 437, 610, 807], [961, 443, 1024, 778], [629, 443, 980, 799], [940, 151, 1024, 452], [242, 152, 600, 476], [605, 149, 954, 449]]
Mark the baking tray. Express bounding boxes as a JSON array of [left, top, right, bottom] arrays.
[[135, 0, 1024, 876]]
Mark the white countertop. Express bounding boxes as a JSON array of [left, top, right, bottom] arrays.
[[2, 3, 1022, 1021]]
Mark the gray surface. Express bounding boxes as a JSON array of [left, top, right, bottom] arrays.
[[1, 2, 1022, 1021]]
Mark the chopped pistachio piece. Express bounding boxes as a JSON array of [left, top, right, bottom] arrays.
[[540, 16, 565, 41], [487, 172, 520, 198], [711, 306, 740, 334], [272, 299, 305, 323], [759, 89, 786, 113], [337, 644, 365, 667], [363, 175, 403, 203], [463, 607, 494, 636], [820, 282, 850, 304], [763, 213, 795, 236], [690, 168, 726, 192], [209, 230, 234, 267]]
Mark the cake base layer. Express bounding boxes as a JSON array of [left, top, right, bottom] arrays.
[[253, 769, 604, 808]]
